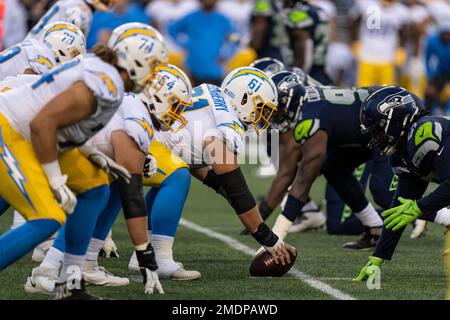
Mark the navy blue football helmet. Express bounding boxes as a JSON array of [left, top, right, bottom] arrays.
[[250, 58, 285, 77], [360, 86, 422, 155], [270, 70, 307, 131]]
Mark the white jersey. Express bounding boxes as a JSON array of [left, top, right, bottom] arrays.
[[0, 39, 57, 79], [353, 0, 410, 63], [0, 54, 124, 151], [89, 93, 154, 159], [26, 0, 93, 40], [0, 74, 38, 92], [155, 84, 245, 166]]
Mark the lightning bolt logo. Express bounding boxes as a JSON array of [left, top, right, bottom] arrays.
[[0, 128, 34, 209], [31, 55, 54, 68], [126, 117, 154, 141], [94, 72, 117, 97], [218, 121, 245, 137]]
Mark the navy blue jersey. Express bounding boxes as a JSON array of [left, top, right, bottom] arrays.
[[389, 116, 450, 214], [283, 3, 329, 68], [251, 0, 292, 64], [293, 86, 376, 148]]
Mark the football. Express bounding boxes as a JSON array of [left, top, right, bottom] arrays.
[[249, 250, 297, 277]]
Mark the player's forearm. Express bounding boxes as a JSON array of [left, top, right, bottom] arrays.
[[239, 208, 264, 233], [417, 179, 450, 215], [373, 227, 405, 260], [265, 168, 295, 209], [30, 120, 58, 163]]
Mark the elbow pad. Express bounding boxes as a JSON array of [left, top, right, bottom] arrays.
[[118, 174, 147, 219], [216, 167, 256, 214]]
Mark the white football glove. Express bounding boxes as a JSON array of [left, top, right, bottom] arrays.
[[136, 244, 164, 295], [143, 154, 157, 179], [42, 161, 77, 214], [99, 230, 119, 258], [79, 145, 131, 183], [142, 268, 164, 295], [49, 175, 77, 214]]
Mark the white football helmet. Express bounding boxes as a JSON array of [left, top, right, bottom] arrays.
[[221, 67, 278, 135], [108, 23, 168, 94], [142, 64, 192, 131], [42, 22, 86, 64], [84, 0, 115, 11]]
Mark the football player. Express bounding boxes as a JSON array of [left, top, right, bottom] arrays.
[[26, 0, 115, 40], [265, 71, 400, 249], [0, 22, 86, 79], [354, 86, 450, 289], [152, 66, 297, 265], [280, 0, 332, 84], [0, 25, 167, 299]]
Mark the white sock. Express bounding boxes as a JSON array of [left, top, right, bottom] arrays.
[[85, 238, 104, 262], [148, 230, 152, 242], [11, 211, 26, 229], [354, 203, 383, 227], [152, 234, 177, 274], [40, 247, 64, 269], [434, 208, 450, 227], [272, 214, 294, 241], [59, 253, 85, 283]]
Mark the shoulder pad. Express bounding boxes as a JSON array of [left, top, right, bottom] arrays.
[[253, 1, 273, 16], [285, 7, 314, 28], [293, 118, 320, 144], [407, 120, 443, 168]]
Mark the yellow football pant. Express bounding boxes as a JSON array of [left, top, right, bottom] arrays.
[[143, 140, 188, 187], [0, 114, 108, 225], [357, 61, 396, 87]]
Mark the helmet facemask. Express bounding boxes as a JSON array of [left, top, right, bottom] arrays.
[[143, 71, 191, 132], [250, 95, 277, 135]]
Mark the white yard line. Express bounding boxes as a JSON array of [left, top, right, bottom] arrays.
[[179, 218, 357, 300]]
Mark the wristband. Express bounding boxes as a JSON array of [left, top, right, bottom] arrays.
[[251, 222, 279, 247]]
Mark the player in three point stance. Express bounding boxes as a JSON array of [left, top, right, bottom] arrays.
[[354, 86, 450, 288], [265, 70, 401, 250]]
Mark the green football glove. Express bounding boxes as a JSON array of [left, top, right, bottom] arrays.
[[382, 197, 422, 231], [354, 256, 383, 282]]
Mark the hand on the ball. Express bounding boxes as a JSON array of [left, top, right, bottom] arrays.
[[268, 241, 297, 266]]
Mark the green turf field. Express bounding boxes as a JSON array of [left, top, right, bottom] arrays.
[[0, 165, 448, 300]]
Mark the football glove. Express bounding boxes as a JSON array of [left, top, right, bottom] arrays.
[[354, 256, 383, 282], [136, 243, 164, 294], [99, 230, 119, 258], [79, 145, 131, 183], [42, 161, 77, 215], [49, 175, 77, 214], [382, 197, 422, 231], [143, 154, 157, 179]]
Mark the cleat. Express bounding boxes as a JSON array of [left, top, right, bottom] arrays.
[[83, 266, 130, 287], [24, 266, 58, 295], [159, 263, 201, 281], [52, 279, 109, 300], [410, 219, 427, 239], [342, 227, 381, 250], [256, 163, 277, 177], [289, 210, 326, 233]]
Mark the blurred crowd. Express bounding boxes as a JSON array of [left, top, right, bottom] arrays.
[[1, 0, 449, 113]]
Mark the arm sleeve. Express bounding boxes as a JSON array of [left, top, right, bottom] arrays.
[[373, 173, 428, 260], [417, 138, 450, 214]]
